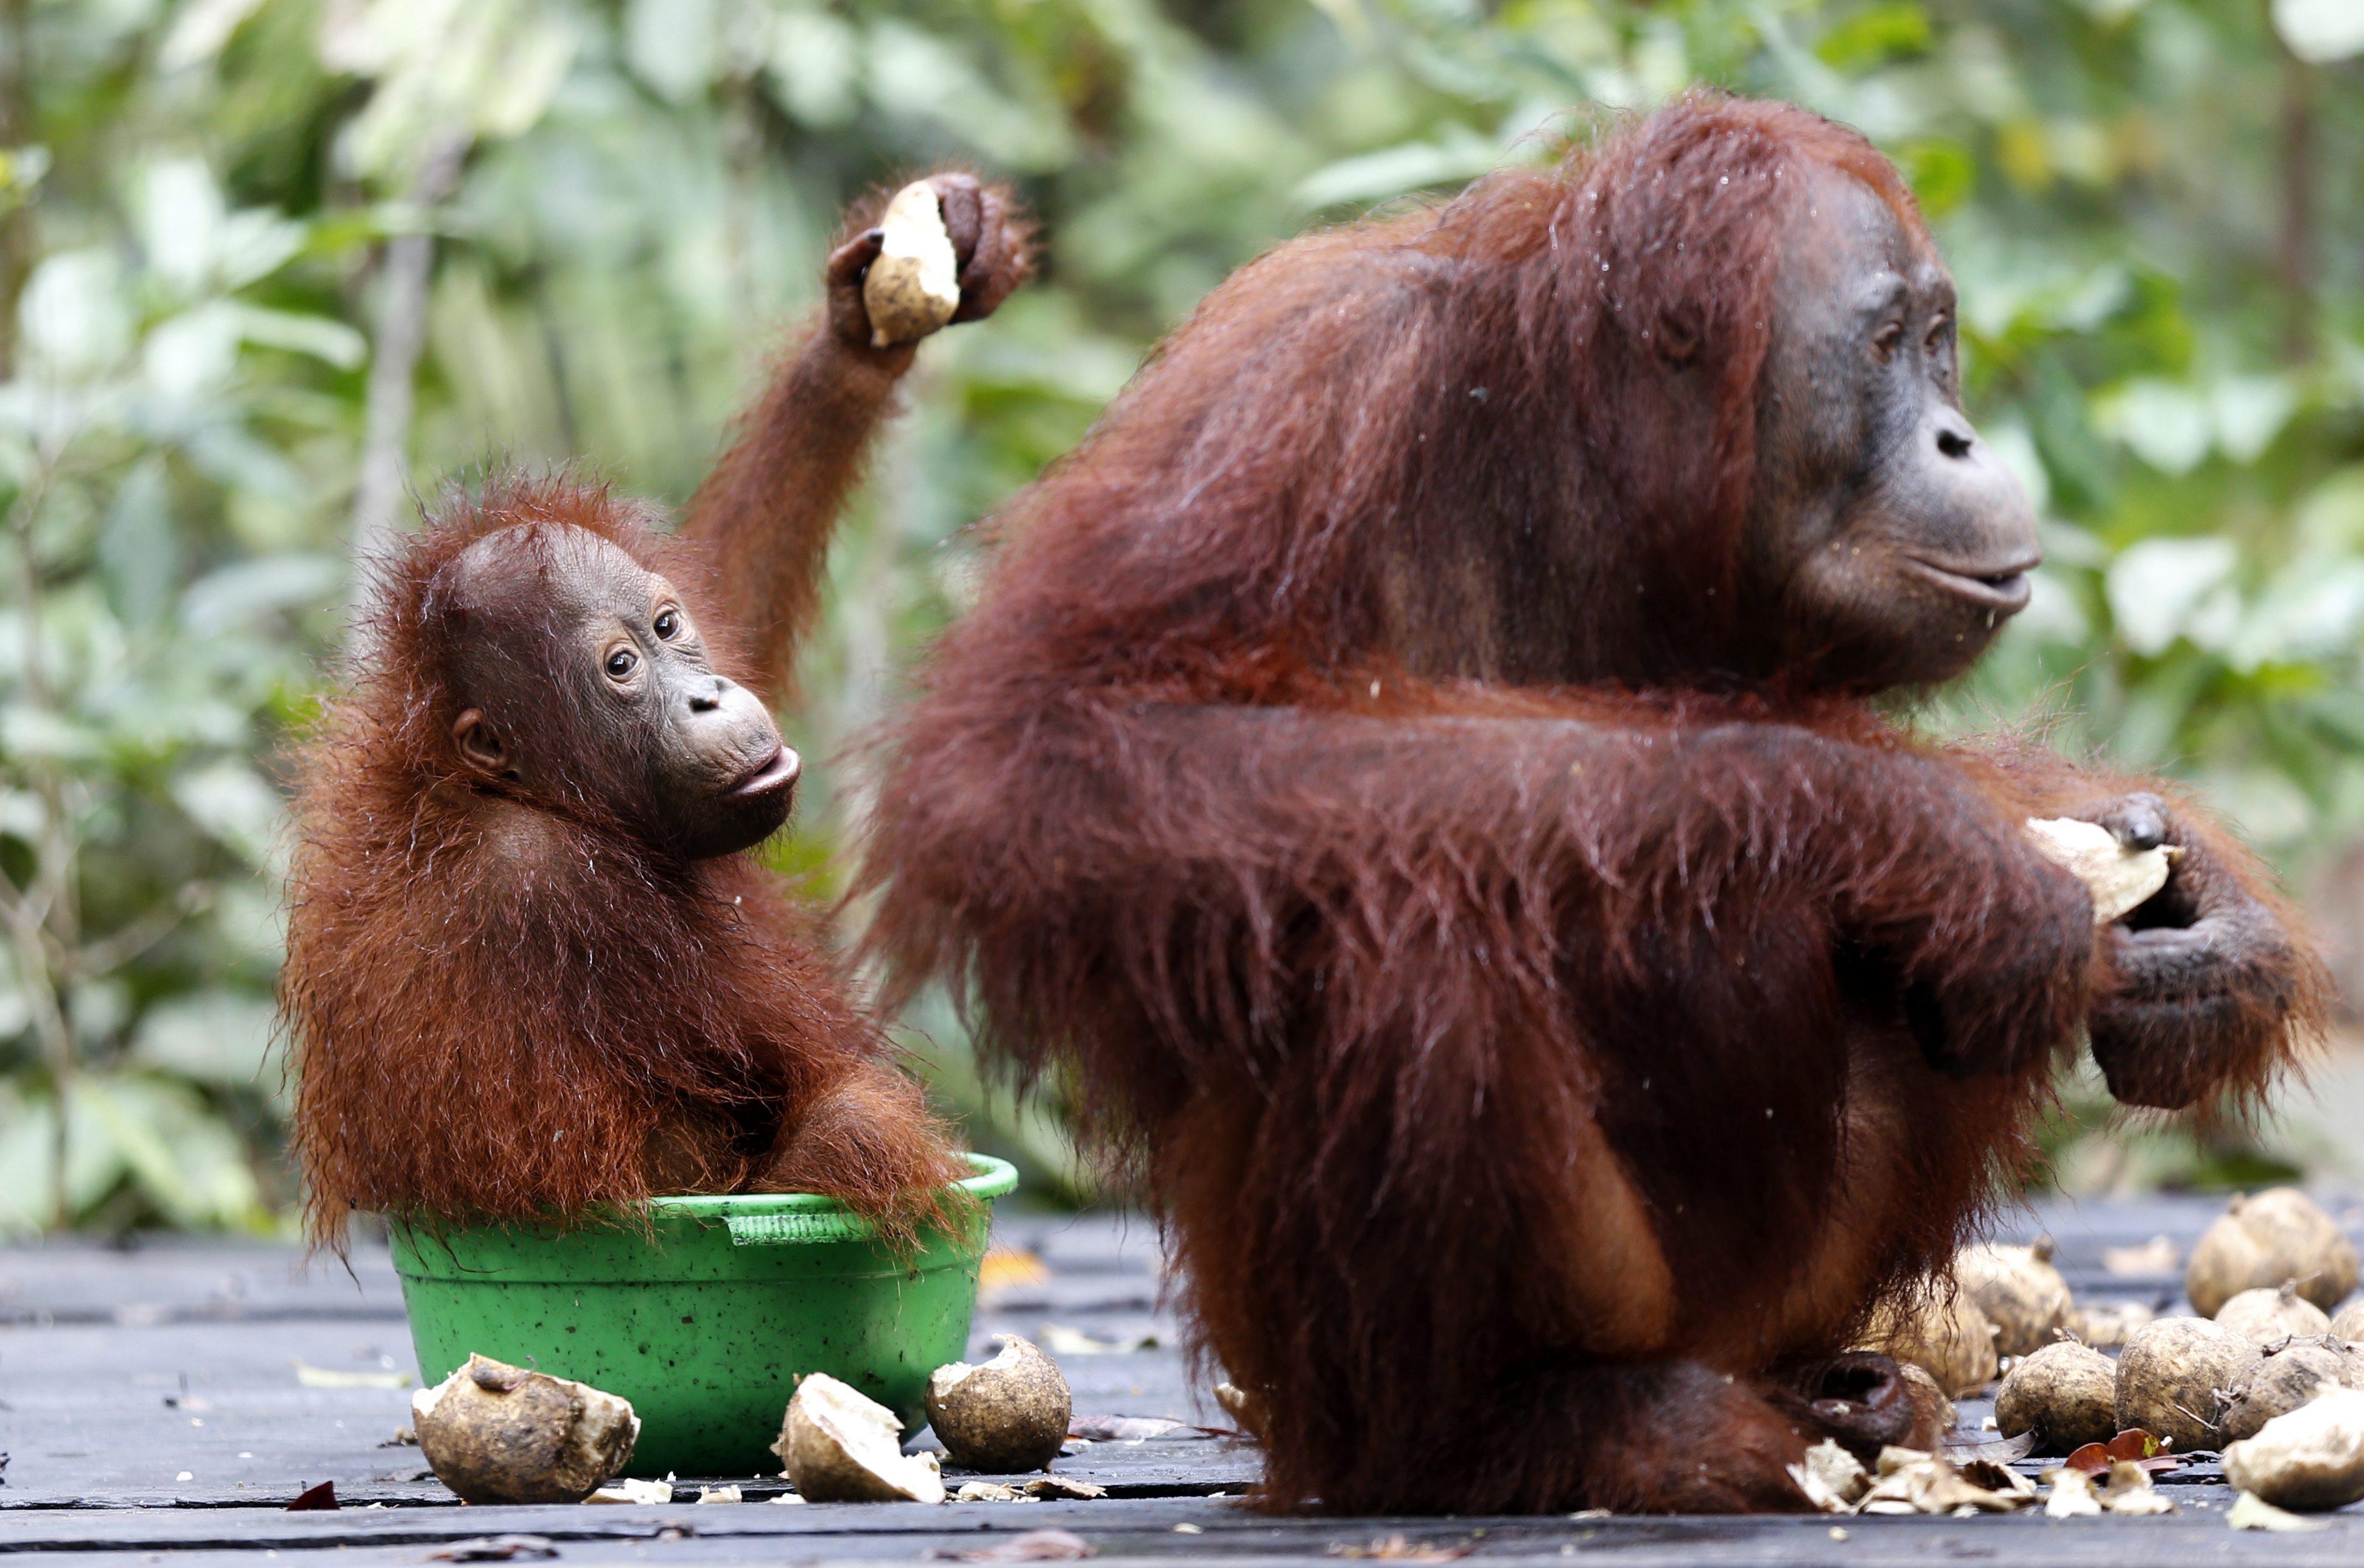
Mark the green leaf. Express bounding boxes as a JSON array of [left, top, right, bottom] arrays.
[[1814, 3, 1932, 71]]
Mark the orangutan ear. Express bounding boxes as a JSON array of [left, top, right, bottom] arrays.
[[451, 709, 511, 779]]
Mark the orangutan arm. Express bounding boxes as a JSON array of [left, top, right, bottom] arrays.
[[868, 692, 2098, 1094], [679, 174, 1033, 706]]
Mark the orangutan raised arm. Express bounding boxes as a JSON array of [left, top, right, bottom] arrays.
[[679, 173, 1033, 705]]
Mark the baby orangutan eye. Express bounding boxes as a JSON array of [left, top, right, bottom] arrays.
[[1872, 320, 1904, 360], [654, 608, 680, 639], [605, 648, 637, 681]]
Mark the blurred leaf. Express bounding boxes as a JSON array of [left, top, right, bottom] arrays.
[[2274, 0, 2364, 63], [1896, 137, 1974, 215], [98, 458, 180, 631], [2095, 380, 2211, 475], [2106, 536, 2236, 657], [171, 761, 286, 870], [77, 1074, 265, 1229], [1815, 4, 1931, 72], [228, 304, 367, 369], [1294, 125, 1504, 209], [19, 249, 132, 375], [180, 554, 341, 637], [131, 991, 280, 1094]]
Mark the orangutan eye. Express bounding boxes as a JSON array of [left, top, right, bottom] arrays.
[[654, 608, 680, 640], [605, 648, 637, 681], [1872, 320, 1905, 360]]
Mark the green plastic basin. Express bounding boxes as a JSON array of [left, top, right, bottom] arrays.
[[390, 1153, 1017, 1478]]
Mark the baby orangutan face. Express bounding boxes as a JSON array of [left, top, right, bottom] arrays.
[[437, 525, 800, 860]]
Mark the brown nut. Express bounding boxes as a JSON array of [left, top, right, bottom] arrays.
[[2219, 1283, 2335, 1346], [2331, 1300, 2364, 1343], [2024, 817, 2176, 924], [1895, 1361, 1957, 1443], [2070, 1300, 2155, 1349], [2222, 1336, 2364, 1444], [2116, 1315, 2262, 1454], [2187, 1189, 2361, 1318], [773, 1372, 945, 1503], [1956, 1238, 2074, 1357], [410, 1353, 639, 1505], [1857, 1289, 1997, 1398], [924, 1335, 1072, 1474], [1994, 1340, 2118, 1454], [861, 182, 961, 348], [2223, 1388, 2364, 1511]]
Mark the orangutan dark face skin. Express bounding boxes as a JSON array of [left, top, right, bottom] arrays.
[[1749, 163, 2040, 688], [443, 528, 799, 860]]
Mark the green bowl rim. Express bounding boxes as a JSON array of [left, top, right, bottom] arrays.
[[384, 1152, 1019, 1244], [642, 1150, 1017, 1220]]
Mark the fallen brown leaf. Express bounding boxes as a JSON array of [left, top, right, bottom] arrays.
[[284, 1481, 337, 1512], [1023, 1476, 1106, 1500], [2063, 1442, 2111, 1474]]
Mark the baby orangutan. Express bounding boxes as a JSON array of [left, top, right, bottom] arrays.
[[284, 173, 1032, 1247]]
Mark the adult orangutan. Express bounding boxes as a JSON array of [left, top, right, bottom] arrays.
[[285, 173, 1032, 1248], [858, 98, 2323, 1512]]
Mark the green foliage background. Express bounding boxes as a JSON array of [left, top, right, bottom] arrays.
[[1, 0, 2359, 1231]]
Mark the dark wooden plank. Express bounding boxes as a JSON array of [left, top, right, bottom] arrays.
[[5, 1199, 2363, 1566], [8, 1493, 2364, 1567]]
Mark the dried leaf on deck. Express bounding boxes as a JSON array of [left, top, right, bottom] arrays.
[[1327, 1534, 1472, 1560], [928, 1528, 1096, 1561], [1025, 1476, 1107, 1500], [2099, 1462, 2176, 1515], [958, 1482, 1023, 1502], [587, 1478, 673, 1505], [1857, 1451, 2033, 1515], [2228, 1491, 2331, 1532], [1941, 1429, 2038, 1464], [427, 1537, 561, 1562], [2063, 1442, 2112, 1474], [1039, 1326, 1159, 1357], [1786, 1440, 1868, 1512], [2044, 1468, 2103, 1518], [1065, 1415, 1189, 1441]]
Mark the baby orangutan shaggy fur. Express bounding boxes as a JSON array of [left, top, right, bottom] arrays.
[[285, 173, 1031, 1247]]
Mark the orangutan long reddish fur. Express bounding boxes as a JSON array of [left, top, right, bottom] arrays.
[[858, 97, 2324, 1513], [287, 307, 964, 1248]]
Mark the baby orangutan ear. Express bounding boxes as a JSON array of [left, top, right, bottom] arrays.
[[451, 709, 511, 780]]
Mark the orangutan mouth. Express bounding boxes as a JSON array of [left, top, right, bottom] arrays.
[[1905, 555, 2036, 614], [729, 745, 802, 798]]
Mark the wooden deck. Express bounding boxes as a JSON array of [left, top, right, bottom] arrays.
[[5, 1194, 2362, 1564]]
